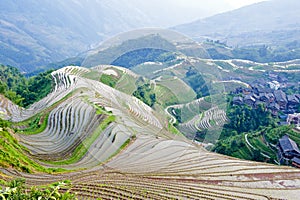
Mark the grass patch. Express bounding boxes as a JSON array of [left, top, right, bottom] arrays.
[[158, 77, 196, 104], [82, 70, 101, 81], [92, 102, 113, 115], [14, 113, 49, 135], [232, 147, 253, 160], [100, 74, 119, 88], [115, 73, 138, 94], [214, 61, 233, 71], [131, 63, 166, 77], [0, 129, 65, 173], [249, 136, 276, 157], [168, 122, 183, 136], [154, 84, 179, 107], [0, 179, 77, 199], [233, 137, 253, 160], [209, 119, 216, 126]]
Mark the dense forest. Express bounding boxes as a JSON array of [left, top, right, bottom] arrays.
[[220, 101, 275, 139], [0, 65, 53, 107]]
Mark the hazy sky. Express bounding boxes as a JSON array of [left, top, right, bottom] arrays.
[[138, 0, 267, 26], [225, 0, 266, 8]]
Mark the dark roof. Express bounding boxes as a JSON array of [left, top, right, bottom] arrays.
[[268, 102, 280, 111], [279, 135, 300, 154], [257, 87, 271, 93], [233, 96, 243, 102], [259, 93, 270, 101], [244, 88, 252, 92], [252, 93, 260, 100], [287, 94, 300, 104], [244, 95, 256, 102], [292, 157, 300, 165], [274, 90, 287, 103]]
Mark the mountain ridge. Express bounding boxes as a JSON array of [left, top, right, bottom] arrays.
[[0, 0, 156, 72], [173, 0, 300, 46]]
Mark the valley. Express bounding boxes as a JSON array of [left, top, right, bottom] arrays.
[[1, 1, 300, 199]]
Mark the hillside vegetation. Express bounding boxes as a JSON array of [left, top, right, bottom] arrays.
[[0, 122, 63, 173], [213, 101, 284, 163], [0, 179, 76, 200], [0, 65, 53, 107]]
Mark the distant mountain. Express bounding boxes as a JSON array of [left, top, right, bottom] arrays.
[[0, 0, 157, 72], [82, 30, 210, 68], [3, 0, 299, 72], [173, 0, 300, 47]]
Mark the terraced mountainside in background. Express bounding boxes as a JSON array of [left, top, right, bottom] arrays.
[[1, 65, 300, 199], [81, 29, 300, 168], [81, 31, 210, 68]]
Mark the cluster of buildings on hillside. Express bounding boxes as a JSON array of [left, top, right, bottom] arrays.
[[232, 83, 300, 128], [230, 75, 300, 168]]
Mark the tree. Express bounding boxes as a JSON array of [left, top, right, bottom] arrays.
[[252, 149, 264, 162], [133, 83, 156, 107], [0, 65, 54, 107]]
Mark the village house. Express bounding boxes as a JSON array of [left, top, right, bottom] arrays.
[[244, 94, 256, 106], [268, 81, 280, 90], [259, 93, 271, 103], [232, 96, 243, 105], [268, 102, 280, 115], [274, 90, 288, 110], [278, 135, 300, 166], [287, 94, 300, 110]]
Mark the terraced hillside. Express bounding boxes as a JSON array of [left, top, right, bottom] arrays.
[[1, 66, 300, 199]]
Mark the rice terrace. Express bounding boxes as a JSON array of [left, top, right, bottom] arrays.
[[0, 62, 299, 199], [1, 1, 300, 199]]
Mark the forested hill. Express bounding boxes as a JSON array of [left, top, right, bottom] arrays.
[[0, 65, 53, 107]]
